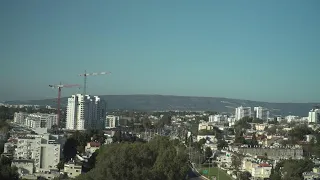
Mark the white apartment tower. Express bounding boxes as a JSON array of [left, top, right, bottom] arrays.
[[308, 109, 320, 124], [66, 94, 106, 130], [254, 107, 270, 121], [235, 106, 252, 120]]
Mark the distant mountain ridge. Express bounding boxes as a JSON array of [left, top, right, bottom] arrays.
[[4, 94, 319, 116]]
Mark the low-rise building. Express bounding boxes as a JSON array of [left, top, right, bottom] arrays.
[[251, 163, 272, 179], [25, 113, 58, 129], [303, 167, 320, 180], [238, 147, 303, 160], [105, 115, 120, 128], [208, 114, 227, 123], [14, 134, 60, 172], [196, 135, 216, 143], [11, 159, 34, 176], [64, 161, 82, 178], [198, 122, 213, 131], [3, 142, 16, 154], [85, 142, 101, 154]]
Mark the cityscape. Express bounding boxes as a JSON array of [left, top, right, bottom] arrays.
[[0, 96, 320, 179], [1, 1, 320, 180]]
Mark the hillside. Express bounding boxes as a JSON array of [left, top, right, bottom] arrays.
[[5, 95, 319, 116]]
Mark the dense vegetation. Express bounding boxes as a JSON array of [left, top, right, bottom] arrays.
[[75, 136, 190, 180], [0, 156, 19, 180], [270, 159, 314, 180]]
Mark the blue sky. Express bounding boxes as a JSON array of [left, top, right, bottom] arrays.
[[0, 0, 319, 103]]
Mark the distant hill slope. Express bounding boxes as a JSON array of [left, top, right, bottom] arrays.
[[5, 95, 319, 116]]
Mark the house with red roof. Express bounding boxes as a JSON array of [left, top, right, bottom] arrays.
[[85, 142, 101, 154]]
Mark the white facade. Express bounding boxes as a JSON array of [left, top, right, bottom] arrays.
[[198, 122, 213, 131], [66, 94, 106, 130], [14, 112, 29, 124], [235, 106, 252, 120], [15, 135, 60, 171], [251, 164, 272, 179], [285, 115, 299, 123], [25, 113, 58, 129], [64, 161, 82, 178], [208, 114, 227, 123], [105, 115, 119, 128], [254, 107, 270, 121], [308, 109, 320, 123]]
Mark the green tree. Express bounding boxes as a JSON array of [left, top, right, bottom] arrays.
[[265, 126, 277, 134], [204, 147, 213, 159], [0, 156, 19, 180], [217, 139, 228, 150], [238, 171, 251, 180], [75, 136, 189, 180], [198, 138, 206, 146], [288, 124, 313, 144], [271, 159, 314, 180], [63, 138, 77, 161], [142, 118, 152, 130], [112, 130, 122, 143], [250, 133, 258, 146], [231, 155, 243, 172], [252, 118, 263, 124]]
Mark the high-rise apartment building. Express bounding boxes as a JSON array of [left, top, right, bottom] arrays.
[[66, 94, 106, 130], [254, 107, 270, 121], [308, 109, 320, 124], [235, 106, 252, 120]]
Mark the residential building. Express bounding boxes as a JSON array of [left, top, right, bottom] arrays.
[[66, 94, 106, 130], [251, 163, 272, 179], [64, 161, 82, 178], [25, 113, 58, 129], [285, 115, 299, 123], [308, 109, 320, 124], [198, 122, 213, 131], [105, 115, 120, 128], [255, 124, 267, 131], [14, 134, 60, 172], [238, 147, 303, 160], [197, 135, 217, 143], [217, 153, 232, 168], [12, 159, 34, 176], [14, 112, 29, 124], [208, 114, 227, 123], [85, 142, 101, 155], [243, 160, 272, 179], [303, 167, 320, 180], [3, 142, 15, 154], [235, 106, 252, 120], [254, 107, 270, 121]]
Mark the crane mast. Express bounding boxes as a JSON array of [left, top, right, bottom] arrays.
[[49, 83, 80, 127], [79, 71, 111, 95]]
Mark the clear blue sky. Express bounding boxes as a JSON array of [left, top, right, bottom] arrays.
[[0, 0, 319, 103]]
